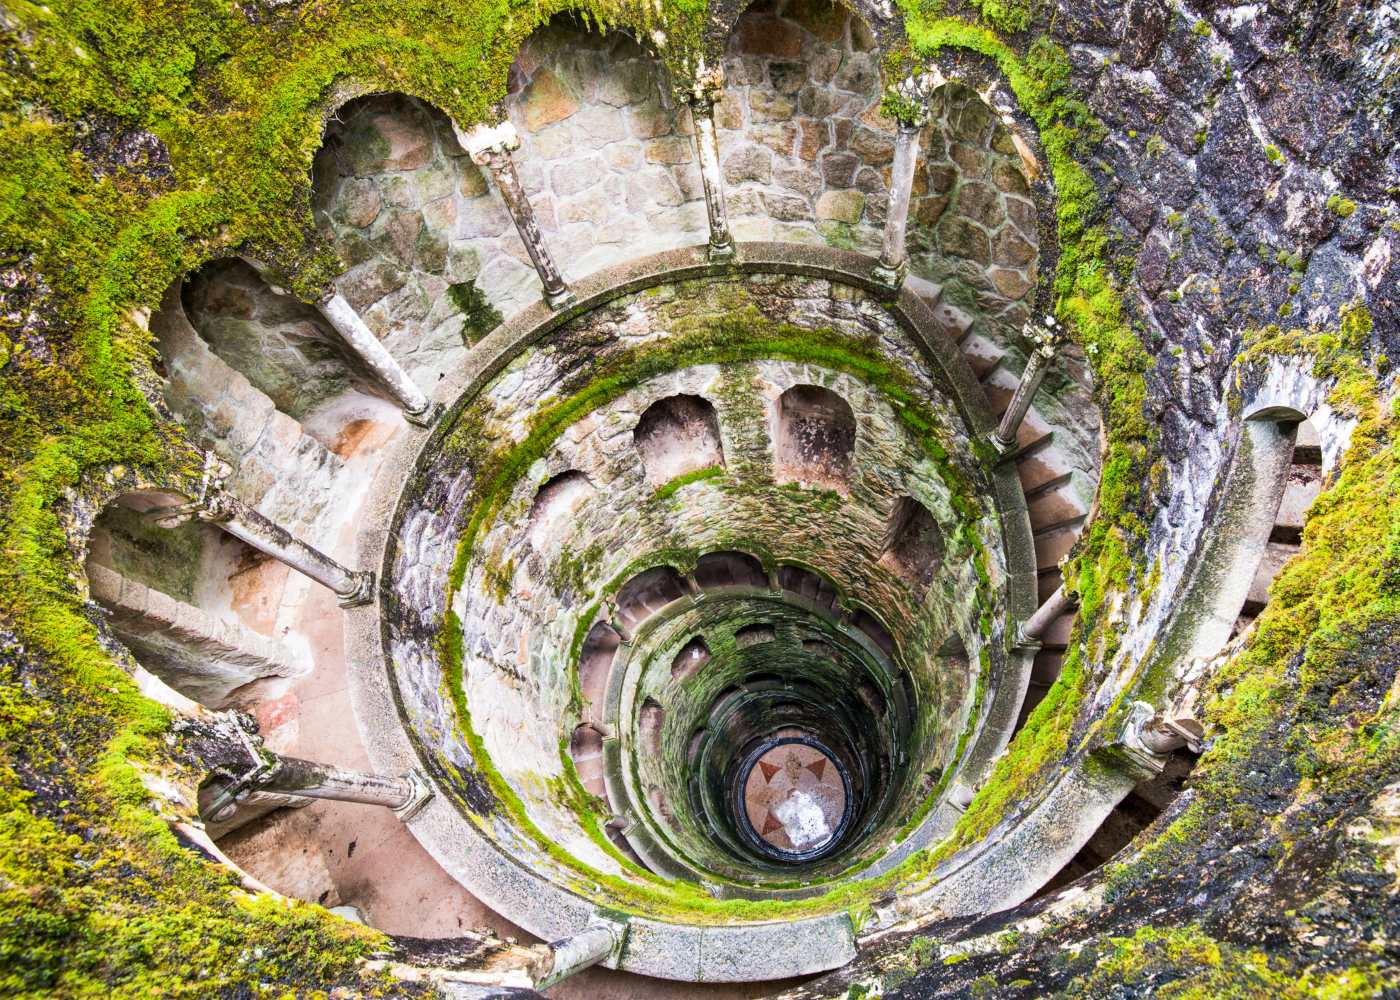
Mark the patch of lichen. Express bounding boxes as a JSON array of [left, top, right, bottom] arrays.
[[1057, 924, 1390, 998]]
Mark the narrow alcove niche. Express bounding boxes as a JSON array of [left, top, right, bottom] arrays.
[[775, 384, 857, 490], [633, 393, 726, 488]]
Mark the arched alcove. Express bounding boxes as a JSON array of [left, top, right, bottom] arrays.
[[569, 722, 609, 797], [578, 620, 622, 719], [615, 565, 689, 633], [671, 637, 713, 681], [778, 563, 842, 609], [633, 394, 726, 489], [84, 492, 305, 708], [775, 384, 856, 490], [694, 550, 767, 590], [880, 496, 944, 591], [639, 698, 665, 757], [528, 470, 595, 553], [720, 0, 888, 249]]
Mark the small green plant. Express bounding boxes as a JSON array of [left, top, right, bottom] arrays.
[[1265, 144, 1284, 164], [1192, 19, 1212, 37]]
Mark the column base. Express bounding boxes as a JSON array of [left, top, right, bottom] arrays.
[[869, 260, 907, 295], [544, 286, 576, 310], [707, 239, 737, 263], [392, 769, 435, 821], [404, 400, 443, 429], [336, 570, 376, 608]]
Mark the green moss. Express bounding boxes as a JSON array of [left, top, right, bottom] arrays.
[[653, 464, 725, 500], [448, 279, 504, 345]]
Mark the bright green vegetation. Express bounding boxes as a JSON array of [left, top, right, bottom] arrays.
[[653, 464, 725, 500], [1327, 194, 1358, 218]]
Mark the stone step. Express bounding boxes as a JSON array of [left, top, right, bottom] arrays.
[[1027, 483, 1091, 534], [1246, 540, 1301, 609], [959, 333, 1006, 381], [1033, 521, 1082, 572]]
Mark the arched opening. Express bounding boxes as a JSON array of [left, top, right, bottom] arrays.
[[778, 563, 842, 609], [775, 384, 856, 490], [694, 550, 767, 590], [633, 394, 726, 489], [735, 623, 777, 648], [614, 565, 689, 633], [503, 15, 707, 280], [880, 496, 944, 591], [639, 698, 665, 757], [850, 608, 895, 657], [569, 723, 609, 797], [671, 637, 713, 681], [178, 260, 393, 450], [314, 93, 506, 364], [910, 83, 1039, 329], [85, 492, 305, 708], [527, 470, 594, 553], [578, 620, 622, 720]]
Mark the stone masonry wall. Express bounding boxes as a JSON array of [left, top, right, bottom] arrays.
[[385, 274, 1006, 895]]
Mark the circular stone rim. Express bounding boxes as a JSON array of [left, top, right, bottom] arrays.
[[344, 243, 1041, 981], [732, 735, 856, 864]]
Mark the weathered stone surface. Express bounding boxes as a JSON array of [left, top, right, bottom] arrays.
[[520, 68, 580, 132], [816, 190, 864, 224]]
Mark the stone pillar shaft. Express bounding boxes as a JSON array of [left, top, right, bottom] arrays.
[[463, 122, 573, 308], [201, 490, 374, 607], [539, 924, 623, 989], [261, 755, 416, 808], [317, 293, 436, 425], [688, 96, 734, 260], [994, 317, 1063, 452], [1017, 584, 1073, 644], [873, 120, 924, 289]]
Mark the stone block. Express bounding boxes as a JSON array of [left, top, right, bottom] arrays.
[[752, 122, 798, 156], [644, 137, 693, 165], [551, 156, 605, 197], [820, 152, 858, 187], [816, 190, 865, 224], [459, 161, 490, 198], [993, 227, 1037, 267], [938, 218, 992, 265], [749, 89, 795, 124], [333, 178, 382, 229], [989, 266, 1034, 300], [956, 180, 1003, 228], [774, 165, 823, 198], [715, 92, 745, 131], [762, 191, 811, 222], [520, 68, 580, 132], [797, 118, 828, 161], [723, 145, 772, 185], [849, 126, 894, 166]]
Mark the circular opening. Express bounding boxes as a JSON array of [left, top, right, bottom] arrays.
[[734, 736, 853, 863]]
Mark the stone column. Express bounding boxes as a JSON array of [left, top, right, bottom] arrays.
[[317, 293, 439, 426], [156, 489, 374, 607], [202, 754, 432, 823], [993, 316, 1063, 453], [685, 73, 735, 262], [537, 920, 627, 990], [459, 121, 574, 309], [1014, 582, 1074, 647], [871, 117, 926, 291]]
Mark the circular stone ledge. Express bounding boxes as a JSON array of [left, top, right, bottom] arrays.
[[343, 242, 1039, 982]]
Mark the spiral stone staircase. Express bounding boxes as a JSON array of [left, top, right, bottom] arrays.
[[43, 0, 1394, 996]]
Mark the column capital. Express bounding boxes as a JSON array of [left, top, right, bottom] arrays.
[[882, 72, 937, 128], [457, 120, 522, 167], [683, 64, 725, 109], [1023, 314, 1064, 357]]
